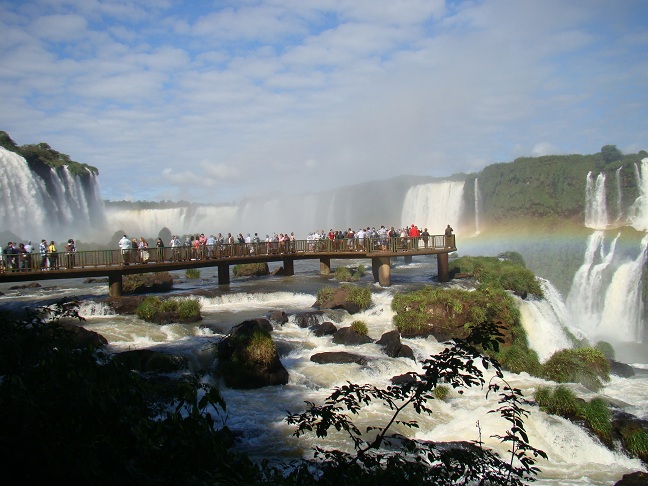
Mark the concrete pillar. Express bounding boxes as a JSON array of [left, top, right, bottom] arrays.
[[108, 273, 122, 297], [372, 256, 391, 287], [403, 255, 412, 265], [218, 263, 230, 285], [437, 252, 449, 282], [282, 258, 294, 276], [319, 257, 331, 275]]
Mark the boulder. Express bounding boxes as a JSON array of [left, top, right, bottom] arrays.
[[311, 321, 337, 336], [53, 321, 108, 350], [376, 330, 415, 360], [615, 472, 648, 486], [122, 272, 174, 294], [608, 360, 635, 378], [268, 310, 288, 325], [310, 351, 368, 365], [113, 349, 189, 373], [332, 327, 372, 346], [252, 318, 273, 333], [315, 286, 362, 314], [9, 282, 41, 290], [295, 311, 324, 328], [216, 320, 289, 389], [233, 263, 269, 277], [391, 372, 418, 385]]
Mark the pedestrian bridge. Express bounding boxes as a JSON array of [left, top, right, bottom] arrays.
[[0, 235, 456, 297]]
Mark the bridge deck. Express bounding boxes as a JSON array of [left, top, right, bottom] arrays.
[[0, 236, 456, 290]]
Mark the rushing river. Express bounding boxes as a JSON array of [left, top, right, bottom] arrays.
[[1, 256, 646, 485]]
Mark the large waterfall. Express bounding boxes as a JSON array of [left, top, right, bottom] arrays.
[[400, 180, 465, 234], [0, 147, 105, 242], [566, 163, 648, 345]]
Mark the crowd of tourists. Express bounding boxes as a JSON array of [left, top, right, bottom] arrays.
[[0, 224, 454, 271], [1, 239, 76, 272]]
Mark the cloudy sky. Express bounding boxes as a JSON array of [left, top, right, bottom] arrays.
[[1, 0, 647, 204]]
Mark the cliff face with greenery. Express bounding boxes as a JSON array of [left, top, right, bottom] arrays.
[[460, 146, 647, 226], [0, 130, 98, 179]]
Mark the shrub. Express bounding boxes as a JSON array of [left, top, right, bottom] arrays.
[[625, 430, 648, 461], [449, 256, 543, 297], [178, 299, 201, 319], [582, 398, 612, 441], [246, 331, 276, 366], [542, 347, 610, 391], [350, 320, 368, 336], [344, 285, 372, 310], [433, 385, 450, 400], [135, 296, 161, 321], [496, 345, 542, 376], [185, 268, 201, 279], [335, 266, 353, 281], [317, 286, 334, 304]]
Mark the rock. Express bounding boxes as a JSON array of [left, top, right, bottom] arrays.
[[513, 290, 528, 299], [609, 360, 635, 378], [113, 349, 189, 373], [253, 317, 273, 332], [54, 322, 108, 350], [233, 263, 269, 277], [314, 286, 363, 314], [376, 330, 414, 360], [391, 372, 418, 385], [612, 410, 648, 463], [216, 320, 289, 389], [310, 351, 368, 365], [332, 327, 373, 346], [123, 272, 174, 294], [268, 310, 288, 325], [295, 311, 324, 328], [311, 321, 337, 336], [84, 278, 109, 283], [615, 472, 648, 486], [9, 282, 41, 290]]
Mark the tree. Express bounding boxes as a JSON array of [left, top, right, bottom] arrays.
[[601, 145, 622, 164]]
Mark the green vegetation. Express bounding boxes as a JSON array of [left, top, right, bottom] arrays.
[[433, 385, 450, 400], [334, 264, 366, 282], [316, 286, 335, 304], [233, 262, 269, 277], [496, 344, 542, 376], [542, 347, 610, 391], [122, 272, 174, 293], [350, 320, 369, 336], [185, 268, 201, 279], [534, 386, 612, 444], [625, 430, 648, 462], [344, 284, 372, 311], [246, 331, 277, 366], [0, 130, 98, 176], [595, 341, 615, 360], [135, 296, 202, 323], [0, 301, 256, 484], [449, 255, 543, 296]]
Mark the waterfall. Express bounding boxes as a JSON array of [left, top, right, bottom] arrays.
[[518, 279, 575, 362], [400, 180, 465, 234], [615, 167, 623, 223], [0, 147, 106, 242], [566, 231, 620, 336], [629, 158, 648, 231], [584, 171, 608, 229], [474, 178, 481, 235], [598, 235, 648, 343]]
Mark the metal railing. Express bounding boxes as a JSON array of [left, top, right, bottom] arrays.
[[0, 235, 455, 275]]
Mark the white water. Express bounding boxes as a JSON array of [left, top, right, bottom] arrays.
[[585, 171, 608, 229], [474, 178, 481, 234], [67, 279, 647, 485], [105, 205, 239, 239], [0, 147, 106, 242], [401, 180, 465, 234], [616, 166, 623, 222], [629, 158, 648, 231]]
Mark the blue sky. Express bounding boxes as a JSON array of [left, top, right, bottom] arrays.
[[1, 0, 647, 203]]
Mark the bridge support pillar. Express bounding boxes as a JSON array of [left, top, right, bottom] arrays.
[[108, 273, 123, 298], [437, 253, 449, 282], [372, 256, 391, 287], [319, 257, 331, 275], [282, 258, 294, 276], [217, 263, 230, 285], [403, 255, 412, 265]]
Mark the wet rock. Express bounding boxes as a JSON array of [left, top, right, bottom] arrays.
[[311, 321, 337, 336], [268, 310, 288, 325], [608, 360, 635, 378], [615, 471, 648, 485], [376, 330, 415, 360], [332, 327, 373, 346], [295, 311, 324, 328], [9, 282, 41, 290], [113, 349, 189, 373], [310, 351, 368, 365]]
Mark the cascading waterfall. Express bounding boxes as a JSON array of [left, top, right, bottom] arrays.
[[474, 178, 481, 234], [598, 234, 648, 342], [629, 157, 648, 231], [0, 147, 106, 241], [401, 180, 465, 234], [584, 171, 608, 229], [616, 167, 623, 223]]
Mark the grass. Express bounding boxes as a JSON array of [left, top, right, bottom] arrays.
[[542, 347, 610, 391], [135, 296, 201, 323], [350, 320, 368, 336], [185, 268, 200, 279], [246, 331, 276, 366]]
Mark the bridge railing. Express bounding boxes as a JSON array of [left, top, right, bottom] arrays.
[[0, 235, 455, 274]]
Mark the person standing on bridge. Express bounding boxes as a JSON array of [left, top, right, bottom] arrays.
[[444, 224, 454, 248], [47, 241, 58, 270], [119, 235, 131, 265]]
